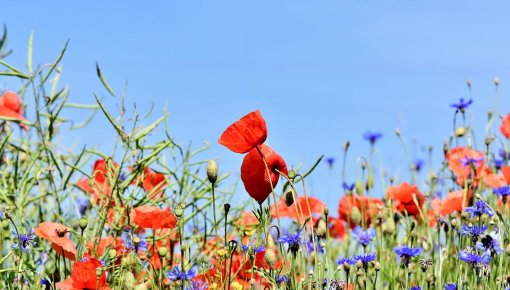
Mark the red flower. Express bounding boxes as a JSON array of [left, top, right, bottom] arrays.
[[271, 196, 325, 222], [500, 113, 510, 139], [133, 167, 167, 200], [55, 256, 109, 290], [241, 144, 288, 204], [338, 194, 383, 228], [236, 211, 259, 231], [76, 159, 119, 203], [326, 216, 346, 239], [386, 182, 425, 216], [35, 222, 77, 261], [431, 190, 471, 218], [219, 110, 267, 153], [132, 205, 177, 229], [0, 91, 28, 130]]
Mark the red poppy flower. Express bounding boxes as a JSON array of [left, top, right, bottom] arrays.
[[55, 256, 109, 290], [76, 159, 119, 203], [86, 236, 125, 257], [446, 147, 487, 185], [432, 190, 471, 218], [132, 205, 177, 229], [236, 211, 259, 231], [35, 222, 77, 261], [133, 167, 167, 200], [241, 144, 288, 204], [0, 91, 28, 130], [218, 110, 267, 154], [338, 194, 383, 228], [500, 113, 510, 139], [386, 182, 425, 216], [271, 196, 325, 222]]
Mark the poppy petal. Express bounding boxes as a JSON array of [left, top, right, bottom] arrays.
[[219, 110, 267, 153]]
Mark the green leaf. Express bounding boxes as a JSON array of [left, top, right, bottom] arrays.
[[41, 40, 68, 84], [0, 71, 29, 79], [134, 115, 166, 140], [96, 62, 116, 96], [95, 94, 123, 136], [27, 31, 34, 75]]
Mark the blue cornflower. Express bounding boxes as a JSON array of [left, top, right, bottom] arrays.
[[444, 283, 457, 290], [450, 98, 473, 111], [325, 157, 335, 167], [412, 159, 425, 172], [363, 131, 383, 145], [476, 232, 503, 255], [494, 159, 504, 170], [12, 228, 36, 253], [352, 226, 376, 247], [498, 149, 509, 160], [494, 186, 510, 204], [458, 250, 491, 265], [306, 240, 324, 254], [36, 251, 49, 267], [188, 280, 207, 290], [394, 246, 422, 265], [40, 278, 50, 287], [0, 211, 4, 219], [353, 252, 377, 267], [460, 156, 484, 168], [464, 199, 494, 218], [342, 182, 355, 192], [460, 224, 487, 241], [336, 257, 356, 266], [167, 266, 197, 281], [240, 243, 265, 254], [410, 286, 422, 290], [276, 274, 289, 285], [123, 234, 148, 254], [278, 231, 304, 254]]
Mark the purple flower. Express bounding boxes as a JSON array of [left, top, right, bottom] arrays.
[[342, 182, 355, 192], [476, 233, 503, 255], [189, 280, 207, 290], [410, 287, 422, 290], [167, 266, 197, 281], [278, 231, 304, 254], [494, 186, 510, 197], [276, 274, 289, 285], [240, 243, 265, 254], [460, 224, 487, 240], [460, 156, 484, 168], [307, 240, 324, 254], [498, 149, 509, 160], [458, 250, 491, 265], [353, 252, 377, 266], [12, 228, 36, 253], [450, 98, 473, 111], [413, 159, 425, 172], [394, 246, 422, 265], [352, 226, 376, 247], [325, 157, 335, 167], [336, 257, 356, 266], [363, 131, 383, 144], [444, 283, 457, 290], [464, 199, 494, 218]]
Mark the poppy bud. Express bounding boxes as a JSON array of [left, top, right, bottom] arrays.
[[158, 246, 168, 257], [315, 219, 327, 238], [343, 141, 350, 151], [349, 207, 362, 226], [450, 219, 457, 229], [466, 79, 471, 89], [389, 176, 395, 184], [108, 248, 117, 259], [124, 272, 136, 289], [365, 174, 374, 190], [485, 136, 494, 146], [374, 262, 381, 271], [323, 207, 329, 217], [174, 204, 184, 218], [395, 128, 401, 137], [288, 170, 296, 180], [96, 267, 103, 277], [354, 180, 364, 195], [224, 203, 231, 214], [495, 76, 500, 87], [264, 248, 277, 268], [122, 254, 136, 267], [285, 190, 294, 207], [206, 160, 218, 184], [267, 234, 275, 249], [455, 127, 466, 137], [79, 217, 88, 230], [343, 262, 350, 271]]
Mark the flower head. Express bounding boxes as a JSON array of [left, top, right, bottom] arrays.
[[167, 266, 197, 281], [394, 245, 422, 265], [353, 252, 377, 265], [219, 110, 267, 154], [241, 144, 288, 204], [55, 256, 107, 289], [335, 257, 356, 266], [0, 91, 28, 129], [386, 182, 425, 216], [458, 249, 491, 265], [460, 156, 484, 168], [34, 222, 77, 260], [363, 131, 383, 144], [461, 224, 487, 240], [464, 199, 494, 218], [351, 226, 376, 247], [277, 231, 303, 254], [450, 98, 473, 111], [444, 283, 457, 290], [275, 274, 289, 285], [12, 228, 36, 253], [500, 113, 510, 139], [131, 205, 177, 229], [494, 186, 510, 197], [342, 182, 355, 192]]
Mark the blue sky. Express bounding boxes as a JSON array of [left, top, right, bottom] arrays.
[[2, 2, 510, 211]]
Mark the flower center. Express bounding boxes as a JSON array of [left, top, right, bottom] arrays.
[[55, 228, 68, 237]]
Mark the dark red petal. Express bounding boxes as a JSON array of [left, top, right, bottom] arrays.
[[219, 110, 267, 153]]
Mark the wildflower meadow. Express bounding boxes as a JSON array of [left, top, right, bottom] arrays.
[[1, 26, 510, 290]]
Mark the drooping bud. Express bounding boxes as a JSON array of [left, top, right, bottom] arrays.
[[79, 217, 88, 231], [224, 203, 231, 215], [315, 219, 327, 238], [455, 127, 466, 137], [285, 189, 294, 207], [158, 246, 168, 257], [207, 160, 218, 184]]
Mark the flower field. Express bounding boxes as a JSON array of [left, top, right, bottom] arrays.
[[1, 29, 510, 290]]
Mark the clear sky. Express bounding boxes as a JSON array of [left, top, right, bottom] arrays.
[[2, 2, 510, 211]]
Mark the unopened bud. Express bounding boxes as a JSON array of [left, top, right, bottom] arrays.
[[494, 76, 500, 87], [124, 272, 136, 289], [285, 190, 294, 207], [158, 246, 168, 257], [264, 249, 277, 268], [207, 160, 218, 184], [79, 217, 88, 230], [108, 248, 117, 259], [344, 141, 350, 151], [288, 170, 296, 180], [455, 127, 466, 137], [395, 128, 401, 136]]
